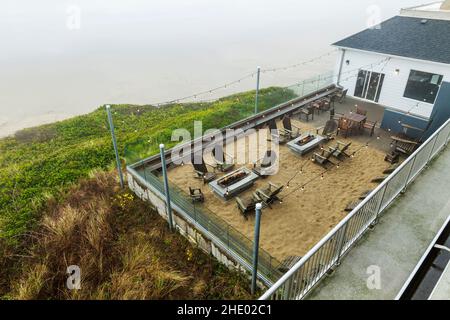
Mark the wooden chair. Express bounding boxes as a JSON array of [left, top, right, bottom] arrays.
[[312, 149, 335, 167], [212, 144, 235, 172], [192, 154, 217, 184], [316, 120, 338, 140], [299, 106, 314, 122], [336, 89, 348, 103], [236, 192, 263, 219], [189, 187, 204, 203], [363, 120, 377, 137], [391, 136, 421, 155], [255, 182, 284, 208], [355, 106, 367, 116], [311, 100, 325, 115], [329, 141, 352, 159], [280, 116, 301, 139], [268, 120, 289, 145], [253, 150, 278, 178], [337, 117, 355, 138], [384, 151, 400, 164]]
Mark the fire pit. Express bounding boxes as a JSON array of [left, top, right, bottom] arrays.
[[209, 167, 259, 200], [287, 133, 325, 155]]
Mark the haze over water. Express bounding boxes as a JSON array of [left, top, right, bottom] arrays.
[[0, 0, 421, 137]]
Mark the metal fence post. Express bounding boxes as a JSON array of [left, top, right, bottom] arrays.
[[403, 156, 416, 192], [282, 277, 293, 300], [251, 203, 262, 296], [446, 125, 450, 146], [334, 223, 348, 266], [427, 135, 439, 161], [255, 66, 261, 115], [372, 183, 388, 225], [159, 144, 174, 231], [106, 105, 124, 189]]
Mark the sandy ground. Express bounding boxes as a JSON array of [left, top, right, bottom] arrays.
[[167, 119, 392, 262]]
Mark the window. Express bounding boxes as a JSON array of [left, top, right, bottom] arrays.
[[354, 70, 385, 102], [403, 70, 443, 104]]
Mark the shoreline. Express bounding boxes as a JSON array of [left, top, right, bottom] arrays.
[[0, 112, 82, 139]]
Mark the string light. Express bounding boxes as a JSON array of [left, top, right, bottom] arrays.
[[151, 50, 339, 107]]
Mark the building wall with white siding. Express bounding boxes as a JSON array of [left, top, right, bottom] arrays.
[[335, 48, 450, 119]]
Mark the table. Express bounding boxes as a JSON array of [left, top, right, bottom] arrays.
[[343, 113, 367, 131]]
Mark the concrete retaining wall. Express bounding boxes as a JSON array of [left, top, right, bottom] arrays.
[[127, 172, 248, 275]]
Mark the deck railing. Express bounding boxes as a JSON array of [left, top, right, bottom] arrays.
[[260, 118, 450, 300]]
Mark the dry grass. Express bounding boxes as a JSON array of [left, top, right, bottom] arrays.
[[1, 171, 251, 300]]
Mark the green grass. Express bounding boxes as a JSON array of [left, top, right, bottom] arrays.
[[0, 87, 296, 240]]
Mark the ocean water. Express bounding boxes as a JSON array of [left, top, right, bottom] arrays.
[[0, 0, 421, 137]]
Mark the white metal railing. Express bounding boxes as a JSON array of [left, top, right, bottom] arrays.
[[260, 118, 450, 300]]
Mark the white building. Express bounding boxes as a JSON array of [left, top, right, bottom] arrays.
[[333, 1, 450, 138]]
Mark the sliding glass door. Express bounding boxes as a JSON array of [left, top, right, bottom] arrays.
[[354, 70, 385, 102]]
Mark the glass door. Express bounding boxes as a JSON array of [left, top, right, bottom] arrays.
[[354, 70, 385, 103]]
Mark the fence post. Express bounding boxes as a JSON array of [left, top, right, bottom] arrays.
[[255, 66, 261, 115], [372, 182, 388, 225], [445, 123, 450, 145], [403, 156, 416, 192], [159, 144, 174, 231], [427, 135, 439, 162], [334, 223, 349, 266], [106, 105, 124, 189], [446, 125, 450, 146], [251, 203, 262, 296], [282, 277, 294, 300]]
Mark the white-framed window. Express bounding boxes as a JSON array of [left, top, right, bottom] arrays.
[[354, 70, 385, 102]]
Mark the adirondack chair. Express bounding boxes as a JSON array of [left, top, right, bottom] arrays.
[[236, 192, 263, 220], [390, 123, 424, 155], [390, 135, 421, 155], [192, 153, 216, 184], [253, 150, 278, 177], [280, 116, 301, 139], [189, 187, 204, 203], [312, 149, 335, 167], [268, 120, 289, 144], [212, 144, 235, 172], [329, 141, 352, 159], [316, 120, 338, 140], [256, 182, 284, 208]]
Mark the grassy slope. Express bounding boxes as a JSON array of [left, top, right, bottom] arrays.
[[0, 87, 296, 240], [1, 171, 253, 299]]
